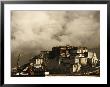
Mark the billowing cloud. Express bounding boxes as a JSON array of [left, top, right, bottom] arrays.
[[11, 11, 100, 66]]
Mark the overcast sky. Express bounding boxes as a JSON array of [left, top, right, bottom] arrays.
[[11, 11, 100, 66]]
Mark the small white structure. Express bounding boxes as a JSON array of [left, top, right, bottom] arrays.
[[23, 67, 28, 71], [76, 63, 81, 72], [77, 47, 88, 53], [73, 65, 77, 72], [72, 63, 81, 72], [80, 58, 87, 65], [16, 73, 20, 75], [88, 52, 98, 67], [75, 58, 79, 63], [92, 53, 98, 67], [79, 54, 85, 57], [60, 53, 66, 57], [34, 58, 43, 68], [36, 59, 43, 64], [20, 72, 28, 75], [77, 49, 82, 53], [45, 72, 49, 76]]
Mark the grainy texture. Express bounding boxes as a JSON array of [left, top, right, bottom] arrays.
[[11, 10, 100, 67]]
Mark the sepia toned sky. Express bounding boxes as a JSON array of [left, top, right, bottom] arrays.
[[11, 11, 100, 66]]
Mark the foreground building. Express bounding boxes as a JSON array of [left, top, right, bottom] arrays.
[[11, 45, 99, 76]]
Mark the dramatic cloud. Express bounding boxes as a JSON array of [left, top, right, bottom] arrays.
[[11, 11, 100, 66]]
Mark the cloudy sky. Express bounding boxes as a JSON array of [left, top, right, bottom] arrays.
[[11, 11, 100, 66]]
